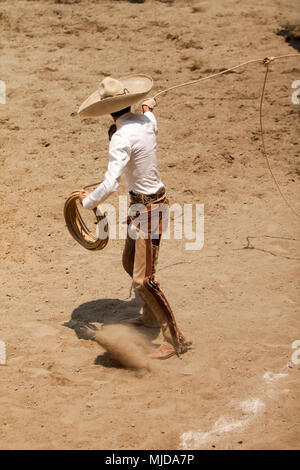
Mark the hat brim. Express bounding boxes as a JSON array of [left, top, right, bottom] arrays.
[[78, 74, 153, 117]]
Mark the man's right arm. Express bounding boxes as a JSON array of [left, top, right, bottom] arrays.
[[142, 98, 158, 134]]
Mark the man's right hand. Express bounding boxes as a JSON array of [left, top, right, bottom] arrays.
[[142, 97, 156, 113]]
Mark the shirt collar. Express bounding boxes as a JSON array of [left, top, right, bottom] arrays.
[[115, 111, 133, 129]]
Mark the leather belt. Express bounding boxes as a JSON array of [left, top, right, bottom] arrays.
[[129, 187, 166, 205]]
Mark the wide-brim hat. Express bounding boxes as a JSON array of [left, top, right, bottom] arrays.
[[78, 74, 153, 117]]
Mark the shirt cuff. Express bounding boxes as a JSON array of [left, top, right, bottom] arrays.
[[82, 195, 98, 209]]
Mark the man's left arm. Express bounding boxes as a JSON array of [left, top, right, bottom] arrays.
[[79, 134, 131, 209]]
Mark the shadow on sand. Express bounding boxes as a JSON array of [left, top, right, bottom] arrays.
[[63, 293, 160, 368]]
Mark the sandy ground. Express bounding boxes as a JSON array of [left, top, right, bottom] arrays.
[[0, 0, 300, 450]]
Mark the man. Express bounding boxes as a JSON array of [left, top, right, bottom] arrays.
[[77, 75, 189, 359]]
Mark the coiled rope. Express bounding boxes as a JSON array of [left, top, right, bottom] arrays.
[[64, 190, 109, 250]]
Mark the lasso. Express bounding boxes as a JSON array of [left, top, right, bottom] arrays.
[[65, 53, 300, 251]]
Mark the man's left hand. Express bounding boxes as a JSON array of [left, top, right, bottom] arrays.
[[78, 189, 88, 206]]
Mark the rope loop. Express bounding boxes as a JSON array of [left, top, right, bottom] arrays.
[[152, 52, 300, 218]]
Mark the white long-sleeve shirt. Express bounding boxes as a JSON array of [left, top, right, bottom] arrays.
[[82, 111, 164, 209]]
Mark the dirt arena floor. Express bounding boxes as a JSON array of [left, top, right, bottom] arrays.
[[0, 0, 299, 450]]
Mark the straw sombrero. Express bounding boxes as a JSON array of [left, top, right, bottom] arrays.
[[78, 74, 153, 117]]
